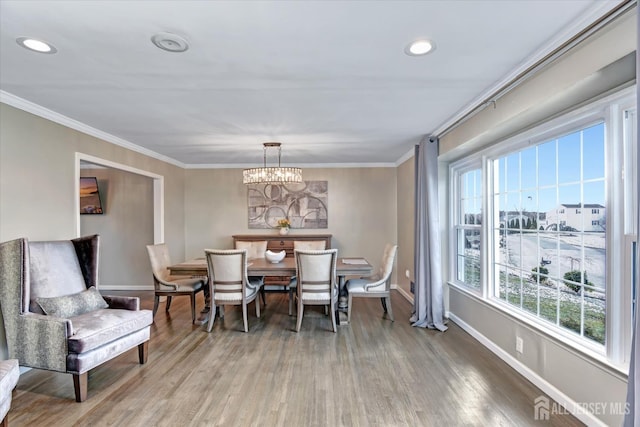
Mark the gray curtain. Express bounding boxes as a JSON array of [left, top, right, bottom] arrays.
[[410, 136, 447, 331], [623, 16, 640, 424]]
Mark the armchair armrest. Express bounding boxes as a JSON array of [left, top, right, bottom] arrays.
[[14, 313, 72, 372], [102, 295, 140, 311]]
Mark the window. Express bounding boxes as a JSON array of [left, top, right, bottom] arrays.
[[453, 168, 482, 289], [449, 88, 635, 366], [493, 122, 606, 345]]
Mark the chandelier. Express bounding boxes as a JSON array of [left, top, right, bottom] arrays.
[[243, 142, 303, 185]]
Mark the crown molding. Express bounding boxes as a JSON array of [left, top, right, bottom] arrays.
[[185, 162, 397, 169], [0, 91, 185, 168], [394, 147, 415, 166]]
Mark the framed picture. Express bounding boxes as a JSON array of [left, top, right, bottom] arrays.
[[247, 181, 328, 229], [80, 177, 104, 214]]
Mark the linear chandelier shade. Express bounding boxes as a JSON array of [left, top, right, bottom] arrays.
[[243, 142, 303, 185]]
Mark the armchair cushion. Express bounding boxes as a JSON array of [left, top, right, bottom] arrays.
[[36, 286, 108, 318], [28, 241, 89, 314], [102, 295, 140, 311], [68, 308, 153, 353]]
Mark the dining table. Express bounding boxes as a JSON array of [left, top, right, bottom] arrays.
[[168, 256, 373, 325]]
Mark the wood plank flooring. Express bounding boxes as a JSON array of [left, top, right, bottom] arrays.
[[8, 291, 582, 426]]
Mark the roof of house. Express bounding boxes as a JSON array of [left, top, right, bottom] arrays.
[[560, 203, 605, 209]]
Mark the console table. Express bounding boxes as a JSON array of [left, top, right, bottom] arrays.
[[232, 234, 332, 258]]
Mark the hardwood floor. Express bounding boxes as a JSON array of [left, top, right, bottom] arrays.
[[8, 291, 582, 426]]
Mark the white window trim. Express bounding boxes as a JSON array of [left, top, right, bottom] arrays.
[[449, 157, 483, 295], [447, 86, 635, 373]]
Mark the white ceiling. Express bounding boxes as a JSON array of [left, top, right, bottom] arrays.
[[0, 1, 619, 167]]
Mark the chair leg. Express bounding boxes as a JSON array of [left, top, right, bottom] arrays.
[[381, 297, 387, 312], [347, 293, 353, 323], [190, 293, 196, 324], [138, 341, 149, 364], [324, 305, 328, 316], [288, 288, 294, 316], [386, 296, 394, 321], [242, 303, 249, 333], [207, 305, 217, 332], [330, 302, 337, 333], [260, 287, 267, 307], [255, 295, 261, 318], [296, 304, 304, 332], [165, 296, 172, 312], [73, 372, 88, 402], [152, 295, 160, 319]]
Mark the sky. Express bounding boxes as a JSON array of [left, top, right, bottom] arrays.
[[463, 122, 605, 216]]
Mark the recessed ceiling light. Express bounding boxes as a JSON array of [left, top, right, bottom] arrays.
[[16, 37, 57, 54], [405, 39, 435, 56]]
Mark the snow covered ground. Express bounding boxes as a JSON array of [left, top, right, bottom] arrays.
[[501, 232, 605, 289]]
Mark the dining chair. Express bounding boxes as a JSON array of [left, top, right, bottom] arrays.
[[146, 243, 205, 324], [345, 244, 398, 322], [234, 240, 268, 305], [204, 249, 264, 333], [294, 249, 338, 332], [289, 240, 327, 316]]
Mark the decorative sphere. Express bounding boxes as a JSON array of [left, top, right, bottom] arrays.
[[265, 250, 286, 263]]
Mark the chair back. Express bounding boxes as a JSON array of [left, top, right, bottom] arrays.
[[293, 240, 327, 250], [234, 240, 267, 259], [204, 249, 249, 301], [378, 244, 398, 290], [146, 244, 171, 283], [295, 249, 337, 300]]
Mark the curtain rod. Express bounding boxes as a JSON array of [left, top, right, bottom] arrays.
[[431, 0, 637, 139]]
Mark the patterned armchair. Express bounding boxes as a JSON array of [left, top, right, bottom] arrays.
[[0, 235, 153, 402]]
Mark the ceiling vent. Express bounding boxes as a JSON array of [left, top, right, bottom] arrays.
[[151, 32, 189, 53]]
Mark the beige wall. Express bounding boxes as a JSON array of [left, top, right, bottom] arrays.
[[396, 156, 414, 296], [80, 167, 154, 288], [437, 9, 636, 426], [0, 103, 187, 358], [185, 167, 398, 283]]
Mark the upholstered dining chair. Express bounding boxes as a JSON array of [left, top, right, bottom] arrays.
[[204, 249, 264, 333], [146, 243, 205, 324], [294, 249, 338, 332], [234, 240, 267, 306], [288, 240, 327, 316], [345, 244, 398, 322], [0, 235, 152, 402]]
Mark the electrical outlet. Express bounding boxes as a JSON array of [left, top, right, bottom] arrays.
[[516, 336, 524, 354], [405, 269, 411, 279]]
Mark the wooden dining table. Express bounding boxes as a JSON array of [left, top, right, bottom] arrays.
[[168, 256, 373, 279], [168, 256, 373, 325]]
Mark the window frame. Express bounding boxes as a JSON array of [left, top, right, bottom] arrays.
[[447, 86, 636, 371], [449, 157, 483, 294]]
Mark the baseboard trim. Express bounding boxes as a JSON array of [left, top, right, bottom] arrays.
[[448, 313, 607, 427], [393, 285, 414, 305]]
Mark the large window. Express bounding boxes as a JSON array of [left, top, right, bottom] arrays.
[[449, 88, 636, 365], [493, 122, 606, 345]]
